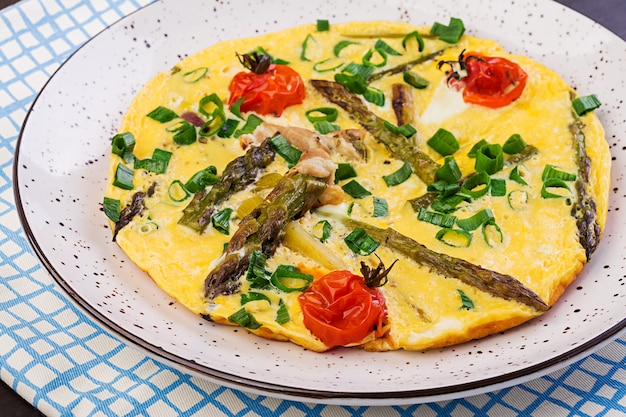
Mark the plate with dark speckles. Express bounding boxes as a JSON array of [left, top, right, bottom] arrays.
[[13, 0, 626, 405]]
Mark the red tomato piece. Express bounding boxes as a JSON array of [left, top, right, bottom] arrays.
[[228, 64, 306, 116], [460, 52, 528, 108], [298, 270, 387, 348]]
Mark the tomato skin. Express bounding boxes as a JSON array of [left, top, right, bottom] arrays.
[[228, 64, 306, 116], [298, 270, 387, 348], [460, 53, 528, 108]]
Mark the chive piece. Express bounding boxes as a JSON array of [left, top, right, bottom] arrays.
[[436, 156, 462, 184], [344, 227, 380, 255], [457, 208, 495, 231], [362, 48, 388, 67], [134, 157, 168, 174], [334, 72, 368, 94], [457, 289, 474, 310], [427, 128, 459, 156], [169, 120, 197, 145], [475, 144, 504, 174], [384, 121, 417, 138], [313, 58, 344, 73], [269, 134, 302, 167], [431, 194, 470, 213], [342, 179, 372, 199], [402, 31, 425, 52], [317, 19, 330, 32], [372, 197, 389, 218], [490, 178, 506, 197], [334, 40, 359, 57], [502, 133, 526, 155], [300, 34, 316, 61], [230, 97, 245, 119], [217, 118, 240, 138], [403, 71, 429, 89], [113, 163, 134, 190], [228, 308, 262, 329], [541, 178, 572, 198], [508, 190, 529, 210], [313, 219, 332, 242], [313, 121, 340, 134], [147, 106, 178, 123], [427, 180, 461, 197], [182, 67, 208, 83], [572, 94, 601, 116], [246, 250, 271, 289], [335, 163, 357, 182], [509, 165, 529, 186], [436, 228, 472, 247], [364, 86, 385, 106], [111, 132, 135, 162], [374, 39, 402, 56], [461, 171, 491, 198], [168, 180, 190, 202], [383, 161, 413, 186], [275, 299, 290, 324], [211, 207, 233, 235], [271, 265, 314, 292], [541, 165, 576, 182], [482, 220, 503, 247], [103, 197, 121, 222], [234, 114, 263, 138], [199, 93, 224, 117], [184, 166, 219, 193], [467, 139, 489, 158], [418, 208, 457, 228], [241, 292, 271, 305], [430, 17, 465, 44], [305, 107, 338, 123], [347, 202, 354, 216], [342, 62, 375, 78]]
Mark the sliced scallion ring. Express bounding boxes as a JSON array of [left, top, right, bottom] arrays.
[[507, 190, 529, 210], [435, 228, 472, 247], [384, 121, 416, 138], [103, 197, 121, 222], [168, 120, 197, 145], [403, 70, 429, 89], [305, 107, 339, 123], [431, 194, 470, 213], [427, 128, 459, 156], [344, 227, 380, 255], [198, 93, 224, 117], [334, 72, 368, 94], [147, 106, 178, 123], [502, 133, 526, 155], [300, 34, 316, 62], [211, 207, 233, 235], [572, 94, 601, 116], [241, 292, 271, 305], [270, 265, 313, 292], [374, 39, 402, 56], [417, 208, 457, 228], [316, 19, 330, 32], [333, 40, 359, 57], [342, 179, 372, 199], [490, 178, 506, 197], [228, 308, 262, 329], [184, 166, 219, 193], [509, 164, 529, 185], [461, 171, 491, 198], [269, 134, 302, 168], [362, 47, 388, 67], [372, 197, 389, 218], [435, 156, 462, 184], [475, 144, 504, 175], [482, 220, 503, 247], [313, 121, 340, 134], [456, 208, 495, 231], [168, 180, 190, 202], [113, 163, 134, 190], [541, 178, 572, 198], [182, 67, 208, 83], [541, 164, 576, 182], [275, 299, 290, 324], [313, 219, 332, 243], [335, 163, 357, 182], [313, 58, 344, 72], [364, 86, 385, 106], [382, 161, 413, 186], [111, 132, 135, 160], [234, 114, 263, 138]]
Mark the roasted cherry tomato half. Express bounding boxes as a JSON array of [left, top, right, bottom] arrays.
[[298, 270, 387, 348], [228, 64, 306, 116], [448, 52, 528, 108]]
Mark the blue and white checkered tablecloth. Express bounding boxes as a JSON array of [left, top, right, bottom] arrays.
[[0, 1, 624, 416]]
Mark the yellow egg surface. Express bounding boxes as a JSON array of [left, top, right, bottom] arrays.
[[104, 20, 610, 352]]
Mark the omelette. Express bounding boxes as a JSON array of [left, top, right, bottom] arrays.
[[103, 19, 610, 352]]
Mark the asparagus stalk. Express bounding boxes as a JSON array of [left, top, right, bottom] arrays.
[[318, 209, 548, 312], [311, 79, 440, 185], [179, 140, 276, 233], [204, 172, 327, 300], [112, 182, 156, 241]]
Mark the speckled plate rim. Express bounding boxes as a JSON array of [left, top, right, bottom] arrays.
[[13, 0, 626, 406]]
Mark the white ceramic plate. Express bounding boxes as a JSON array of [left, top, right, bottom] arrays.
[[14, 0, 626, 405]]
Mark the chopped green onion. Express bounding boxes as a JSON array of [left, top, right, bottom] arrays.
[[342, 179, 372, 199], [418, 208, 457, 227], [428, 180, 461, 197], [490, 178, 506, 197], [364, 86, 385, 106], [317, 19, 330, 32], [508, 190, 529, 210], [246, 250, 271, 289], [184, 166, 219, 193], [113, 163, 134, 190], [342, 62, 375, 78], [475, 144, 504, 174], [467, 139, 489, 158], [168, 180, 190, 202], [182, 67, 208, 83], [457, 289, 474, 310], [234, 114, 264, 138], [436, 228, 472, 247], [313, 58, 344, 73], [456, 208, 495, 231], [147, 106, 178, 123], [275, 299, 290, 324], [427, 128, 459, 156], [269, 135, 302, 168], [383, 161, 413, 186], [372, 197, 389, 217], [103, 197, 121, 222], [430, 17, 465, 44], [362, 48, 388, 67], [334, 72, 368, 94], [271, 265, 314, 292], [509, 165, 528, 186], [241, 292, 271, 305], [211, 207, 233, 235], [313, 220, 332, 243], [198, 93, 224, 117], [384, 121, 416, 138], [502, 133, 526, 155], [347, 202, 355, 216], [461, 171, 491, 198], [228, 308, 262, 329], [541, 178, 572, 198], [111, 132, 135, 162], [541, 164, 576, 182], [305, 107, 338, 123], [300, 34, 316, 61], [313, 121, 340, 134], [230, 97, 244, 119], [572, 94, 601, 116], [217, 118, 240, 138], [482, 220, 503, 247], [134, 157, 168, 174], [374, 39, 402, 56], [168, 120, 197, 145], [403, 71, 429, 89], [436, 156, 462, 184], [402, 31, 425, 52], [334, 40, 359, 57], [344, 227, 380, 255], [431, 194, 470, 213], [335, 163, 357, 182]]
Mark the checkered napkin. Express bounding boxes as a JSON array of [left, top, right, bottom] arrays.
[[0, 1, 624, 415]]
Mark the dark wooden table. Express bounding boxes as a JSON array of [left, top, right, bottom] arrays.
[[0, 0, 624, 415]]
